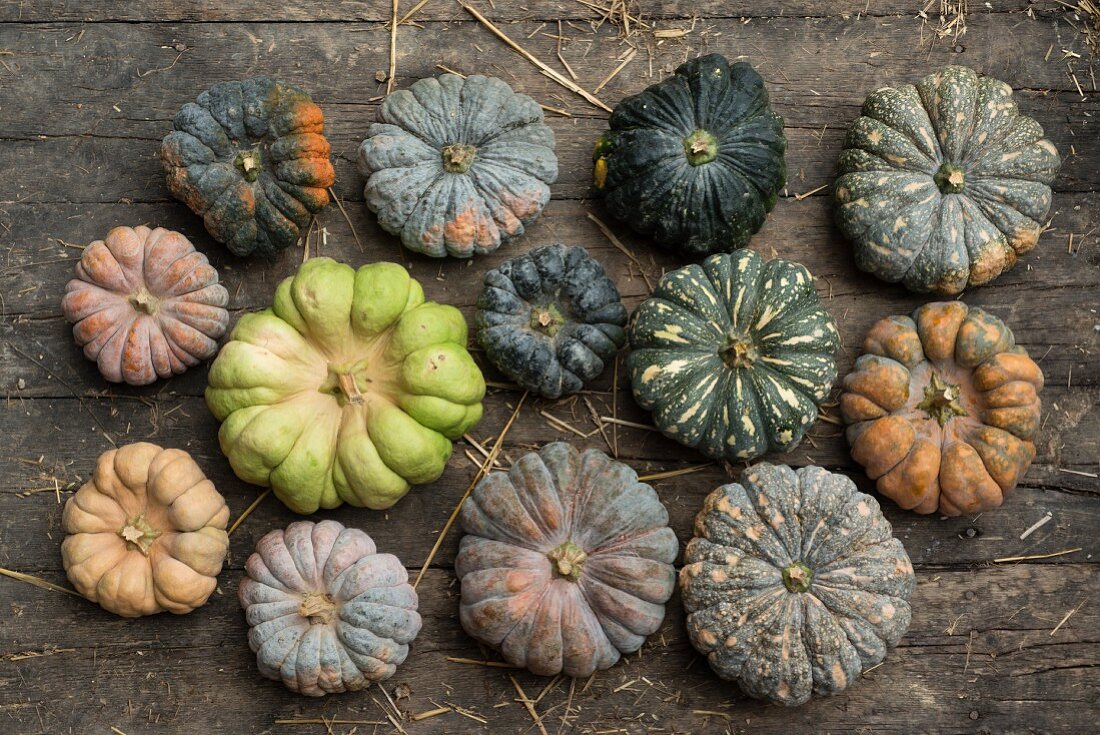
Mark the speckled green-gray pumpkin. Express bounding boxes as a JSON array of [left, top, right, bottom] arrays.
[[161, 77, 335, 257], [627, 249, 840, 462], [681, 463, 916, 706], [476, 244, 627, 398], [593, 54, 786, 256], [358, 73, 557, 258], [456, 442, 678, 677], [835, 65, 1061, 294]]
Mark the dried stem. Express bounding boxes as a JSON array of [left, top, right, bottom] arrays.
[[460, 3, 611, 112], [228, 489, 272, 536], [413, 393, 528, 588]]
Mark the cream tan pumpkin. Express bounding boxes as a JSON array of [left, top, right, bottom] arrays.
[[62, 225, 230, 385], [61, 443, 230, 617]]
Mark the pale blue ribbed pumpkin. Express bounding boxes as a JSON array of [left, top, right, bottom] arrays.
[[239, 520, 421, 696]]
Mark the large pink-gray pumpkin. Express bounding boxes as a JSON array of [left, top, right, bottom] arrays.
[[238, 520, 421, 696], [456, 442, 678, 677]]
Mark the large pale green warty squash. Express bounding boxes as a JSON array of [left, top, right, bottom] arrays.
[[206, 258, 485, 513]]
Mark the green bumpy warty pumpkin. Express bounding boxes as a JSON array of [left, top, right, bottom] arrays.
[[835, 65, 1061, 294], [628, 249, 840, 462], [206, 258, 485, 513], [593, 54, 786, 257]]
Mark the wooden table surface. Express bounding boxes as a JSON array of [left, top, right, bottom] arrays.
[[0, 2, 1096, 733]]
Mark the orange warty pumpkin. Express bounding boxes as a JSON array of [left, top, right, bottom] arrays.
[[840, 301, 1043, 516], [61, 226, 230, 385]]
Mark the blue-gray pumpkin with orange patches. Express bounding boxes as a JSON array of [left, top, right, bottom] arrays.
[[627, 249, 840, 462], [835, 65, 1061, 295], [358, 73, 557, 258], [681, 463, 915, 706]]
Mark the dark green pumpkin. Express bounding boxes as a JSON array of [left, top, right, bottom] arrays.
[[835, 65, 1061, 294], [593, 54, 786, 257], [161, 77, 336, 257], [628, 249, 839, 461], [681, 463, 915, 706], [476, 244, 627, 399]]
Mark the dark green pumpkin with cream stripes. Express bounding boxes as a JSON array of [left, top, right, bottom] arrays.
[[835, 65, 1061, 295], [627, 250, 840, 462]]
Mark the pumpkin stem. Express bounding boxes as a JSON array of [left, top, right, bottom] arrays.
[[547, 540, 588, 582], [934, 163, 966, 194], [118, 515, 161, 555], [782, 561, 814, 593], [299, 592, 337, 625], [234, 149, 263, 183], [334, 371, 366, 405], [683, 129, 718, 166], [530, 303, 566, 338], [917, 372, 968, 427], [442, 143, 477, 174], [592, 134, 613, 189], [719, 336, 759, 369], [128, 287, 160, 316]]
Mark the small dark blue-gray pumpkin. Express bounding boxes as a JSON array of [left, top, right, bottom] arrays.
[[358, 73, 557, 258], [593, 54, 786, 257], [681, 463, 915, 706], [476, 244, 627, 398], [835, 65, 1061, 294], [161, 77, 336, 257]]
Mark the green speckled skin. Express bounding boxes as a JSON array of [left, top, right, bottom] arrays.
[[161, 77, 335, 257], [239, 520, 421, 696], [456, 443, 678, 677], [835, 65, 1061, 294], [358, 74, 558, 258], [595, 54, 786, 256], [476, 244, 627, 398], [681, 464, 915, 707], [627, 250, 840, 462]]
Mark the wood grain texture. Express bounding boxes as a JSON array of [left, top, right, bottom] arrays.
[[0, 3, 1097, 734]]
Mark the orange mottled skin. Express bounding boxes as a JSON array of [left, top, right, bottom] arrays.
[[841, 302, 1043, 516]]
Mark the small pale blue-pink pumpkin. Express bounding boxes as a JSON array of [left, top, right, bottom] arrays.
[[239, 520, 421, 696]]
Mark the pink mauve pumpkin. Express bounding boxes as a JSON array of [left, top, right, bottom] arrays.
[[61, 225, 229, 385]]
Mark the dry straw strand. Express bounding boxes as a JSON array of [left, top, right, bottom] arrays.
[[413, 393, 528, 588]]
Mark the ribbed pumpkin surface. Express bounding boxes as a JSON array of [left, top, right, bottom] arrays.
[[681, 463, 915, 706], [628, 249, 839, 461], [594, 54, 786, 256], [835, 65, 1061, 294]]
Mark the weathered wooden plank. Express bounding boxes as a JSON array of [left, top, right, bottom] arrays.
[[0, 565, 1095, 735], [0, 0, 1050, 23], [1, 191, 1097, 334], [1, 387, 1096, 575], [0, 90, 1096, 211], [0, 12, 1093, 142]]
